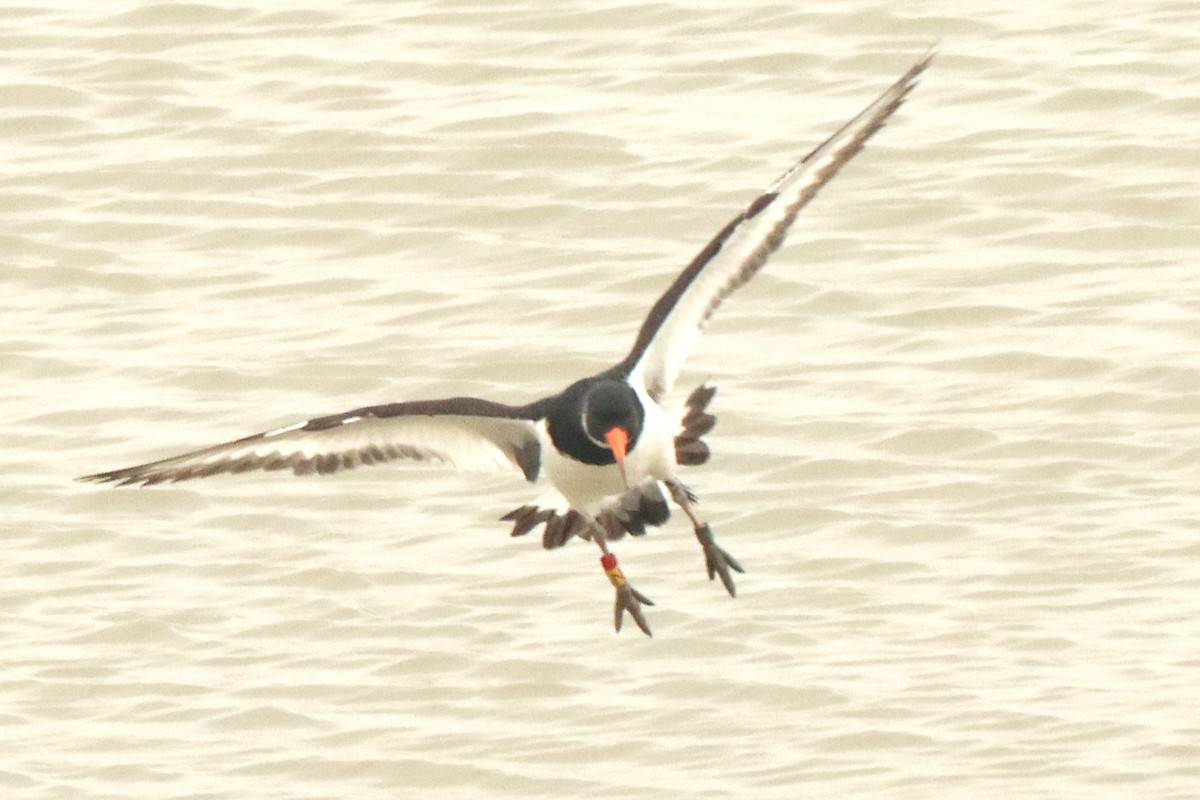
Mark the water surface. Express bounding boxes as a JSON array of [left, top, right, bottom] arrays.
[[3, 2, 1199, 798]]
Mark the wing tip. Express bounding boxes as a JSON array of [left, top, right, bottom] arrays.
[[76, 465, 185, 487], [76, 470, 152, 488], [909, 46, 936, 85], [891, 46, 937, 108]]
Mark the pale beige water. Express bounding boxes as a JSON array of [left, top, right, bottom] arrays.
[[3, 2, 1199, 798]]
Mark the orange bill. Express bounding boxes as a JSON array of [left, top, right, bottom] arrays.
[[604, 426, 629, 488]]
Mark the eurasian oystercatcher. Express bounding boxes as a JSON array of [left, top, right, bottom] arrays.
[[81, 54, 932, 635]]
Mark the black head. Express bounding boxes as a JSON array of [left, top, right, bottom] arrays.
[[582, 380, 643, 448], [546, 378, 644, 467]]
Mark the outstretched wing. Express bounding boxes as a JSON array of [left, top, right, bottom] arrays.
[[617, 53, 933, 400], [79, 397, 545, 486]]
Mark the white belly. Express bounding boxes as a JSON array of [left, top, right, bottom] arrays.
[[537, 389, 677, 514]]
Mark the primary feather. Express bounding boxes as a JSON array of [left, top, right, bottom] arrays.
[[80, 398, 543, 486], [620, 53, 933, 401]]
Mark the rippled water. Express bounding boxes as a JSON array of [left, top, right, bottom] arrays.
[[4, 2, 1199, 798]]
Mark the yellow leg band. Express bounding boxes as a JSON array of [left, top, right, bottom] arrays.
[[605, 565, 626, 589]]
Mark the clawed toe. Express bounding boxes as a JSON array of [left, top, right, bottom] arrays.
[[705, 543, 745, 597], [696, 523, 745, 597], [614, 583, 655, 636]]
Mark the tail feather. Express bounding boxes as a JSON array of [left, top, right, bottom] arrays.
[[675, 384, 717, 466]]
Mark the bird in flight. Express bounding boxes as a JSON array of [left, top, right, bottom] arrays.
[[82, 53, 932, 636]]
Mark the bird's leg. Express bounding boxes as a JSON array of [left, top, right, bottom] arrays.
[[665, 480, 744, 597], [590, 521, 654, 636]]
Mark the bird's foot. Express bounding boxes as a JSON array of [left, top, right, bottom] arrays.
[[695, 523, 744, 597], [601, 553, 654, 636]]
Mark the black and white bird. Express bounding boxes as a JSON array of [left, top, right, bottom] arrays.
[[81, 54, 931, 636]]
